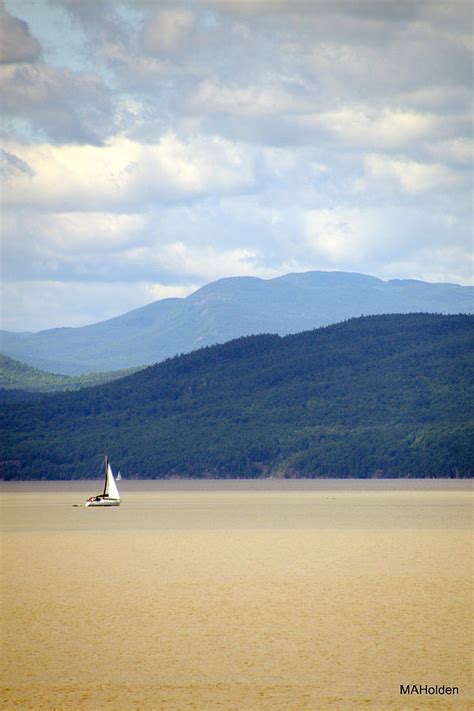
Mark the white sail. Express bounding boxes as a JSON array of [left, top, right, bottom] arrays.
[[105, 461, 120, 500], [84, 457, 121, 506]]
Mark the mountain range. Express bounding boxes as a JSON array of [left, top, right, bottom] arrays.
[[1, 271, 473, 375], [2, 314, 472, 480]]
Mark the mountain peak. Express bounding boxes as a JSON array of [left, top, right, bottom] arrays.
[[1, 271, 472, 374]]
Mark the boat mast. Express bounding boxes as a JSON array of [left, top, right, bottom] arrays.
[[102, 455, 109, 496]]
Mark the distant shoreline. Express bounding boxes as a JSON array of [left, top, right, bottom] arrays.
[[1, 478, 472, 493]]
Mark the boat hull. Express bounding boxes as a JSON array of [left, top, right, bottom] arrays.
[[85, 498, 120, 507]]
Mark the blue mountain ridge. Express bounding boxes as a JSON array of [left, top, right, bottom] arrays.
[[1, 271, 472, 374]]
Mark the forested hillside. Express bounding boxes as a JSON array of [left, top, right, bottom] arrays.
[[1, 314, 473, 480], [0, 354, 144, 400]]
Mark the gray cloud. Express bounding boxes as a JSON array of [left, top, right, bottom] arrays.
[[0, 3, 122, 145], [0, 11, 41, 64], [0, 147, 34, 178], [1, 61, 118, 144]]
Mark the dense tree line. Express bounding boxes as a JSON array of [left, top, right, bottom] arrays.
[[0, 354, 144, 395], [1, 314, 473, 479]]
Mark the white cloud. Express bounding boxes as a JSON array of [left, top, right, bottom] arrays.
[[0, 280, 194, 332], [302, 205, 473, 282], [398, 85, 471, 113], [187, 80, 307, 117], [1, 209, 147, 283], [42, 212, 144, 252], [302, 207, 400, 268], [425, 138, 473, 168], [118, 239, 281, 284], [1, 134, 256, 211], [3, 209, 143, 252], [363, 154, 463, 195], [385, 247, 473, 286], [158, 241, 280, 281], [309, 42, 379, 85], [297, 107, 439, 151], [142, 8, 196, 54]]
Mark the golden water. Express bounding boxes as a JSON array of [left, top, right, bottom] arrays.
[[1, 481, 472, 710]]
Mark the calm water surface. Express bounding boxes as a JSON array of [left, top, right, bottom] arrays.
[[1, 480, 472, 710], [0, 478, 471, 532]]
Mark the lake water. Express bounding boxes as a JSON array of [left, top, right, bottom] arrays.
[[1, 480, 472, 709]]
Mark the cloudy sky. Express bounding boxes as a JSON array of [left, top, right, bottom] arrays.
[[1, 0, 472, 331]]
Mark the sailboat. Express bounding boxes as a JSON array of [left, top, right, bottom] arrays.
[[85, 456, 121, 507], [116, 471, 122, 481]]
